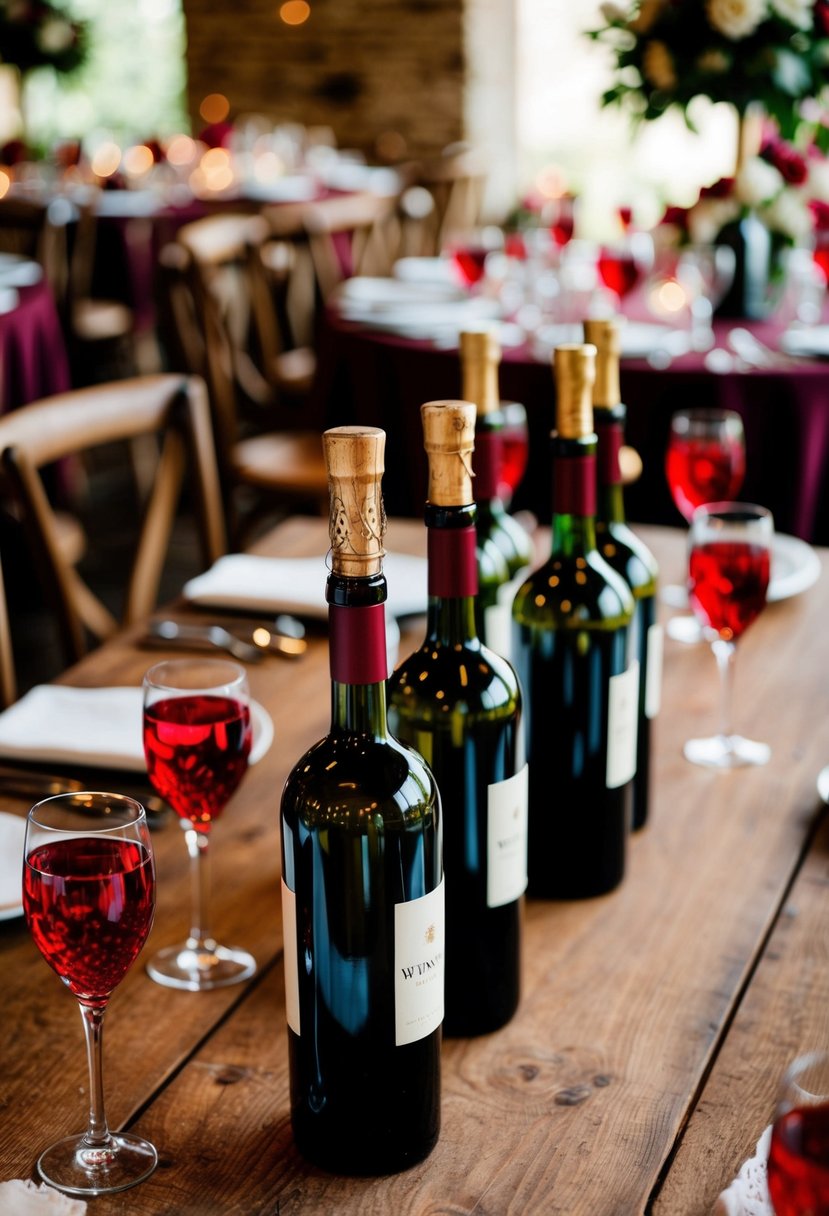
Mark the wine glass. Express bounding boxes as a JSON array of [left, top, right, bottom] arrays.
[[499, 400, 529, 503], [767, 1050, 829, 1215], [663, 407, 746, 641], [596, 230, 654, 306], [23, 792, 157, 1196], [143, 657, 255, 991], [684, 502, 773, 769], [676, 244, 736, 351], [444, 225, 504, 290]]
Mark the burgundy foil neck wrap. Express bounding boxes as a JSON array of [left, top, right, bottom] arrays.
[[553, 454, 597, 518], [597, 420, 623, 488], [428, 525, 478, 598], [473, 431, 502, 500], [329, 602, 388, 684]]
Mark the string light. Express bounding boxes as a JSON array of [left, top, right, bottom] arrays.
[[280, 1, 310, 25]]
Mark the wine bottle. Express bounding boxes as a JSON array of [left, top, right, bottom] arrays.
[[460, 328, 533, 656], [280, 425, 443, 1175], [512, 344, 636, 899], [388, 400, 526, 1037], [584, 318, 662, 832]]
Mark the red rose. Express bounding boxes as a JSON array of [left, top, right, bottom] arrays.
[[699, 177, 734, 200]]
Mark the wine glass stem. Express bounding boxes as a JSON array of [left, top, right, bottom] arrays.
[[79, 1003, 111, 1147], [712, 637, 737, 746], [185, 826, 213, 950]]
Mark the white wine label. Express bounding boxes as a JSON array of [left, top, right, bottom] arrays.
[[281, 879, 300, 1036], [483, 568, 530, 661], [394, 878, 445, 1047], [606, 660, 639, 789], [645, 623, 664, 719], [487, 763, 529, 908]]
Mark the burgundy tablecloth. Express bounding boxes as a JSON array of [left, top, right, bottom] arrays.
[[0, 279, 70, 412], [315, 312, 829, 544]]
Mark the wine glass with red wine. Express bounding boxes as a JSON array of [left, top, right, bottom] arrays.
[[684, 502, 773, 769], [663, 408, 747, 642], [23, 792, 157, 1196], [444, 225, 504, 290], [143, 657, 255, 991], [768, 1050, 829, 1216], [597, 230, 654, 305]]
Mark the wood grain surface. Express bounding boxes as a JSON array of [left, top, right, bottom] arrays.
[[1, 519, 825, 1215]]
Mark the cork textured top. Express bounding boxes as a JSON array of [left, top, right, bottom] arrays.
[[323, 426, 386, 576], [421, 400, 476, 507], [460, 328, 500, 416], [553, 344, 596, 439], [583, 318, 621, 410]]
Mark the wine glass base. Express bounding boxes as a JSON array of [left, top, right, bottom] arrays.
[[37, 1131, 157, 1197], [146, 940, 256, 991], [684, 734, 771, 770]]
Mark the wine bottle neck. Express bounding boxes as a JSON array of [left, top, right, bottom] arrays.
[[550, 435, 598, 556], [327, 572, 390, 737], [425, 502, 479, 645], [594, 409, 627, 525]]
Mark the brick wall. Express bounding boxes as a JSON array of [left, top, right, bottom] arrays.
[[182, 0, 467, 162]]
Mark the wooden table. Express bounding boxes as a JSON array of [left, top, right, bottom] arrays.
[[1, 517, 827, 1215]]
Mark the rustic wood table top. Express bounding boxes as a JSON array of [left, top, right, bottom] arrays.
[[1, 516, 826, 1216]]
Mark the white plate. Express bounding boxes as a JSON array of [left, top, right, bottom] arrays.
[[534, 320, 690, 360], [767, 533, 821, 602], [0, 811, 26, 920], [0, 259, 42, 289]]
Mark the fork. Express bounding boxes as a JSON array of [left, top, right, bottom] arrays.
[[146, 619, 263, 663]]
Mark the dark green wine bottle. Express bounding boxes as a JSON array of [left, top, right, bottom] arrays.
[[512, 345, 636, 899], [585, 318, 661, 832], [389, 400, 526, 1037], [460, 329, 533, 656], [280, 426, 443, 1175]]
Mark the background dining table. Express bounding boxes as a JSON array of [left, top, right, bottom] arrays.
[[0, 515, 826, 1214], [314, 306, 829, 545], [0, 274, 70, 412]]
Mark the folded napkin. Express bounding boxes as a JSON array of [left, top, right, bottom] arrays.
[[713, 1125, 772, 1216], [0, 686, 273, 772], [183, 552, 428, 619], [0, 812, 26, 917], [0, 1180, 86, 1214]]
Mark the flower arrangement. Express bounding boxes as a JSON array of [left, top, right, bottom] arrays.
[[0, 0, 87, 76], [658, 128, 829, 245], [589, 0, 829, 137]]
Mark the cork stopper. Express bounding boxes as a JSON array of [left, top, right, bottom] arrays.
[[459, 328, 500, 416], [323, 426, 386, 576], [583, 318, 621, 409], [421, 400, 476, 507], [553, 344, 596, 439]]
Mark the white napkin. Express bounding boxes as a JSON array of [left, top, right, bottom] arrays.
[[713, 1125, 773, 1216], [0, 812, 26, 916], [0, 686, 273, 772], [183, 552, 428, 619], [0, 1180, 86, 1215]]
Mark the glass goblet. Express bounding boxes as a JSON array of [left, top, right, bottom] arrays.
[[596, 230, 654, 306], [676, 244, 736, 351], [768, 1050, 829, 1216], [443, 225, 504, 291], [663, 407, 746, 642], [684, 502, 773, 769], [23, 792, 157, 1197], [143, 657, 255, 991]]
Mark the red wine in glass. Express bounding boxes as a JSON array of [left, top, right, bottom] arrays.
[[499, 400, 529, 500], [143, 692, 251, 830], [768, 1103, 829, 1215], [451, 243, 489, 287], [597, 248, 640, 300], [688, 540, 770, 641], [25, 837, 154, 1004], [665, 408, 746, 522]]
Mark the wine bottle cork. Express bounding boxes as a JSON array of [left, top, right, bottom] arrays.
[[323, 425, 386, 576], [553, 343, 596, 440], [421, 400, 476, 507], [459, 328, 500, 416], [583, 318, 622, 409]]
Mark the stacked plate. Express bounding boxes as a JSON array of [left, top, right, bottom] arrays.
[[333, 275, 502, 341]]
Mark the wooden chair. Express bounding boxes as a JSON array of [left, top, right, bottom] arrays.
[[0, 374, 226, 672], [298, 191, 398, 302], [0, 550, 16, 710], [412, 145, 488, 254], [159, 214, 328, 540], [0, 195, 66, 299]]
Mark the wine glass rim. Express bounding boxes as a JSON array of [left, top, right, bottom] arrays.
[[28, 790, 148, 832], [670, 407, 744, 430], [782, 1049, 829, 1103], [143, 657, 248, 694], [691, 501, 773, 525]]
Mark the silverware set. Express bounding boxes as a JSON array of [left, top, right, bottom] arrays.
[[143, 615, 308, 662]]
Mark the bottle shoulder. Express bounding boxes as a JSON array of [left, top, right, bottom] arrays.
[[477, 533, 510, 584], [479, 509, 533, 572], [596, 521, 659, 595], [389, 639, 520, 717], [513, 548, 634, 628], [281, 730, 438, 830]]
